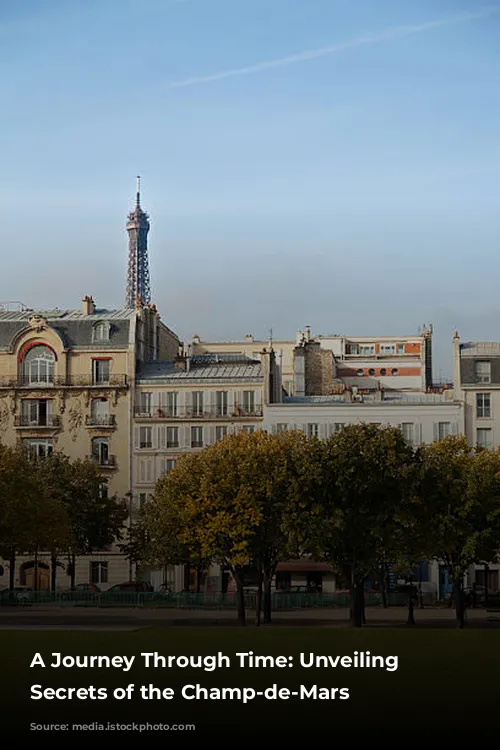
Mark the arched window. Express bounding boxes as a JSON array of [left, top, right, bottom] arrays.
[[93, 321, 110, 342], [21, 345, 55, 385]]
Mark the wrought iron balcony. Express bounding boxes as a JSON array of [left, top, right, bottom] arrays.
[[14, 415, 61, 428], [85, 454, 117, 468], [0, 374, 128, 388], [85, 414, 116, 427], [134, 405, 263, 419]]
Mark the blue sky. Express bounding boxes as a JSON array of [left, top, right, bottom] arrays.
[[1, 0, 500, 378]]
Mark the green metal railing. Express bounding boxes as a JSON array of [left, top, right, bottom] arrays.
[[0, 590, 415, 609]]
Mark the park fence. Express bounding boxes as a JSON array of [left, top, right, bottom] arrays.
[[0, 590, 414, 609]]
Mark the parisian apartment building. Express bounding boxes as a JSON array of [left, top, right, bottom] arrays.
[[0, 295, 179, 591]]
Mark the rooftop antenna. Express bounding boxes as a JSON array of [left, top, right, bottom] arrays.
[[136, 175, 141, 208], [268, 327, 273, 348]]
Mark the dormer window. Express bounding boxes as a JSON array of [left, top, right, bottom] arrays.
[[93, 321, 110, 342]]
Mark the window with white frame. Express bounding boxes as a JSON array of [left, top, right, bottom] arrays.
[[401, 423, 414, 443], [216, 391, 228, 416], [90, 561, 108, 584], [91, 437, 109, 464], [334, 423, 344, 433], [92, 358, 110, 385], [21, 399, 52, 426], [476, 393, 491, 418], [242, 391, 255, 414], [277, 423, 288, 433], [215, 426, 228, 441], [23, 438, 53, 457], [93, 321, 110, 342], [396, 344, 405, 354], [21, 345, 55, 385], [192, 391, 204, 416], [166, 459, 176, 473], [380, 344, 395, 355], [137, 392, 151, 414], [242, 425, 255, 434], [437, 422, 451, 440], [191, 426, 204, 448], [91, 398, 109, 425], [138, 458, 154, 484], [307, 423, 319, 438], [161, 391, 178, 417], [359, 345, 375, 355], [139, 426, 152, 449], [477, 428, 493, 449], [166, 426, 179, 448], [475, 361, 491, 384]]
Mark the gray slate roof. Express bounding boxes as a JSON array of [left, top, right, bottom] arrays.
[[137, 359, 263, 382], [0, 308, 134, 350]]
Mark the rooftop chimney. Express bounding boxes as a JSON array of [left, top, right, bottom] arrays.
[[81, 295, 95, 315], [305, 326, 311, 342]]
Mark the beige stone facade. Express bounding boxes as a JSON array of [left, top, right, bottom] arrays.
[[190, 325, 434, 396], [132, 349, 281, 590], [0, 296, 179, 591]]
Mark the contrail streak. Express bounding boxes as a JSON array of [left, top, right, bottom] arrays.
[[165, 6, 500, 89]]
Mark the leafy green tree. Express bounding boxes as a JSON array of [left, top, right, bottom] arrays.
[[33, 452, 127, 589], [313, 424, 416, 627], [417, 436, 500, 628], [0, 443, 42, 589]]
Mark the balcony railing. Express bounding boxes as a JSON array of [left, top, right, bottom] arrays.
[[14, 415, 61, 428], [85, 414, 116, 427], [0, 375, 127, 388], [86, 454, 117, 468], [134, 405, 263, 419]]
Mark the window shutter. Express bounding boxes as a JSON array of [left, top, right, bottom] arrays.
[[134, 427, 140, 449], [270, 424, 277, 435], [433, 423, 439, 442], [415, 423, 422, 445], [451, 422, 458, 436]]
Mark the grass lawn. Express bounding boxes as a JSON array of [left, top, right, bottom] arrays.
[[3, 628, 498, 741]]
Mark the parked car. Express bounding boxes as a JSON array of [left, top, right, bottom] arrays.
[[106, 581, 154, 593], [464, 586, 499, 606]]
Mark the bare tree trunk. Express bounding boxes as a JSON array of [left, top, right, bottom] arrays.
[[407, 577, 416, 625], [350, 568, 364, 628], [381, 571, 388, 609], [234, 577, 246, 626], [454, 577, 465, 629], [70, 553, 76, 590], [255, 569, 263, 627], [263, 569, 274, 624], [33, 550, 38, 594], [51, 554, 57, 592], [9, 548, 15, 590]]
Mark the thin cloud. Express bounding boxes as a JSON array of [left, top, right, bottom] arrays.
[[165, 6, 500, 89]]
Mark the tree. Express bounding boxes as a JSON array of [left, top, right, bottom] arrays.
[[32, 452, 127, 589], [140, 482, 212, 593], [148, 443, 259, 625], [313, 424, 416, 628], [0, 443, 41, 589], [417, 437, 500, 628]]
